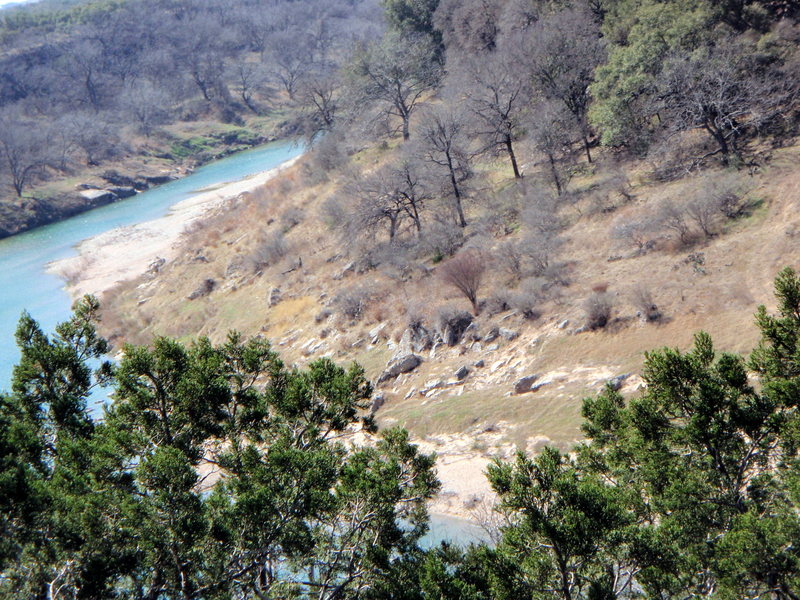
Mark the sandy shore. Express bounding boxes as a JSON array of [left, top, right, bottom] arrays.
[[48, 157, 300, 300]]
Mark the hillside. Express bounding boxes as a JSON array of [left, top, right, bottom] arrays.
[[56, 129, 796, 517], [6, 1, 800, 598]]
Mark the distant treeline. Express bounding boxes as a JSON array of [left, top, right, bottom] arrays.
[[0, 0, 383, 199]]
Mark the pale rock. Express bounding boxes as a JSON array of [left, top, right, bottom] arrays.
[[499, 328, 519, 341], [377, 354, 422, 384]]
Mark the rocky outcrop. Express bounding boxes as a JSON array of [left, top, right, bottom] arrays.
[[79, 189, 117, 205], [436, 310, 474, 346], [377, 354, 422, 384], [607, 373, 632, 391], [514, 375, 539, 394], [499, 328, 519, 341], [108, 186, 137, 199], [396, 323, 434, 355], [187, 278, 216, 300], [268, 287, 282, 307]]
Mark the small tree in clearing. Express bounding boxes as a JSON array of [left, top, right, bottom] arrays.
[[439, 249, 486, 315]]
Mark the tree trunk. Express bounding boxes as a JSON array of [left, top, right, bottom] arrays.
[[704, 121, 730, 166], [446, 153, 467, 227], [548, 152, 562, 195], [411, 203, 422, 234], [505, 135, 521, 178], [582, 135, 592, 164]]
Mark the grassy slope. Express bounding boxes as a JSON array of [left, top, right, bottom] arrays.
[[95, 136, 800, 454]]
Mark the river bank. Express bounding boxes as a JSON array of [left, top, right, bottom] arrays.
[[48, 155, 301, 300], [0, 119, 294, 240]]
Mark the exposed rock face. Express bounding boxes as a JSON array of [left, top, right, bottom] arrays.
[[144, 173, 175, 185], [370, 393, 386, 413], [108, 186, 137, 198], [514, 375, 539, 394], [608, 373, 632, 391], [436, 310, 474, 346], [102, 171, 137, 188], [396, 323, 433, 355], [377, 354, 422, 384], [268, 287, 282, 307], [455, 366, 470, 381], [187, 278, 216, 300], [79, 189, 117, 205], [369, 323, 386, 344]]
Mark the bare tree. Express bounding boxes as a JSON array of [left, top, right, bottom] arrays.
[[296, 69, 340, 142], [348, 32, 442, 140], [63, 38, 108, 111], [528, 101, 576, 195], [511, 7, 605, 163], [233, 63, 270, 115], [124, 81, 172, 137], [416, 103, 473, 227], [655, 36, 799, 166], [0, 107, 52, 197], [268, 30, 314, 100], [439, 249, 486, 315], [456, 50, 529, 178], [433, 0, 502, 54], [346, 160, 431, 241]]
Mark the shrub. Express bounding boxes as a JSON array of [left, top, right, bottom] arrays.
[[418, 218, 465, 260], [484, 290, 512, 316], [610, 213, 658, 254], [321, 196, 347, 229], [496, 239, 524, 282], [519, 233, 562, 277], [631, 284, 661, 322], [584, 292, 613, 329], [281, 207, 304, 231], [334, 286, 372, 321], [658, 200, 692, 246], [250, 231, 288, 271], [307, 130, 347, 176], [509, 278, 543, 320], [439, 249, 487, 315]]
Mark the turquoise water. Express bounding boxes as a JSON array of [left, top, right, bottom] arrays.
[[424, 513, 491, 546], [0, 140, 303, 390]]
